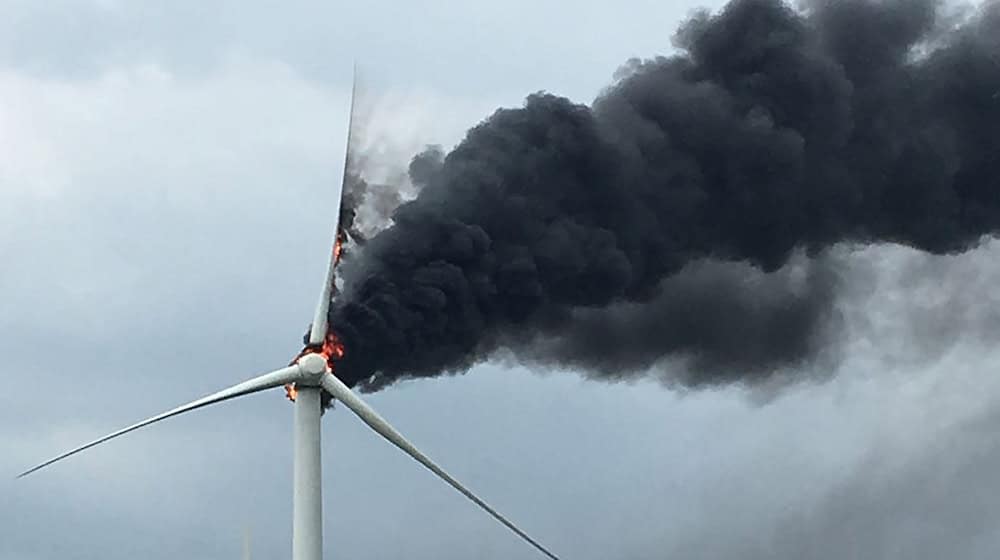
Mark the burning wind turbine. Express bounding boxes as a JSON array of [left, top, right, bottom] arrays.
[[17, 72, 561, 560]]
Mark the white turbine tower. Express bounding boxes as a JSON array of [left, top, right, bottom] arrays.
[[18, 77, 560, 560]]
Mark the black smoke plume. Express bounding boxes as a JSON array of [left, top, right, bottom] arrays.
[[328, 0, 1000, 391]]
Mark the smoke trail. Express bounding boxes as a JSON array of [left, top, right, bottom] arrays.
[[328, 0, 1000, 391], [336, 74, 440, 258]]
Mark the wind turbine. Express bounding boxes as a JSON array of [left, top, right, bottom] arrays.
[[18, 76, 561, 560]]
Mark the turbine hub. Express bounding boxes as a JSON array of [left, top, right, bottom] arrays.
[[297, 353, 328, 381]]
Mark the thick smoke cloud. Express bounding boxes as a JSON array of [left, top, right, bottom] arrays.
[[328, 0, 1000, 391], [511, 256, 843, 387]]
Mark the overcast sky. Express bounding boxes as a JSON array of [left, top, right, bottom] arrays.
[[4, 1, 1000, 559]]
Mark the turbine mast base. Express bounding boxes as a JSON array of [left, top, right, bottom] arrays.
[[292, 386, 323, 560]]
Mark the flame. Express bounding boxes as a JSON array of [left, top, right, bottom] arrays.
[[320, 331, 346, 362], [286, 331, 345, 403], [286, 234, 347, 404], [333, 237, 344, 264]]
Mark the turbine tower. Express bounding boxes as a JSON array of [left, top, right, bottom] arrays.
[[18, 73, 560, 560]]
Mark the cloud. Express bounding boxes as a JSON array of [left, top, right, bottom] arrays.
[[4, 2, 1000, 559], [0, 0, 729, 99], [661, 333, 1000, 560]]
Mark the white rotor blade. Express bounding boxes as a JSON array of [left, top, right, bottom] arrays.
[[18, 364, 303, 478], [321, 373, 560, 560], [309, 66, 358, 346]]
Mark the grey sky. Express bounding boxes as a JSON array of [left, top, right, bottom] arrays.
[[3, 1, 1000, 559], [0, 0, 720, 99]]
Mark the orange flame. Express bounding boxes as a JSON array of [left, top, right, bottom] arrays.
[[286, 331, 345, 402], [287, 234, 347, 403], [333, 237, 344, 264], [320, 331, 346, 362]]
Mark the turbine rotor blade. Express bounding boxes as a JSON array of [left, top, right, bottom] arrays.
[[308, 65, 358, 346], [320, 373, 560, 560], [18, 364, 304, 479]]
